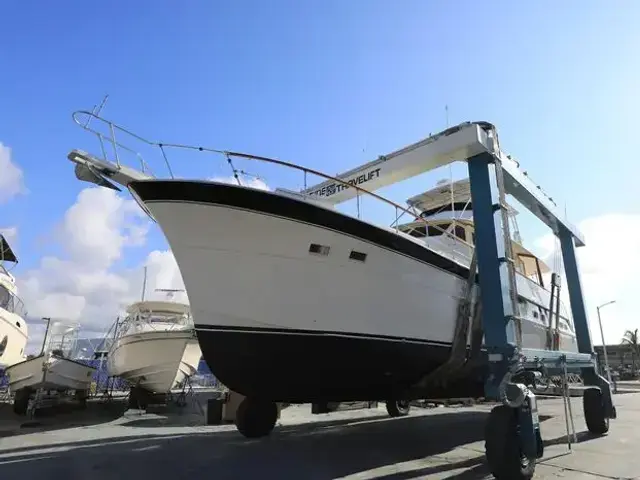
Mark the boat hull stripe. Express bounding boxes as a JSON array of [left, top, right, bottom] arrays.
[[129, 180, 471, 279]]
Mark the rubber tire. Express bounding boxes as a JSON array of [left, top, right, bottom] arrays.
[[75, 389, 88, 410], [235, 398, 278, 439], [583, 387, 609, 435], [128, 387, 149, 410], [386, 399, 411, 418], [485, 405, 536, 480], [13, 388, 31, 416]]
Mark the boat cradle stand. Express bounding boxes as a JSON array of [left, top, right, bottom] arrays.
[[463, 151, 615, 479]]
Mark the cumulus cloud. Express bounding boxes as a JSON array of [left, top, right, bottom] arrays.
[[17, 173, 272, 355], [0, 143, 26, 204], [16, 187, 186, 354], [532, 213, 640, 345]]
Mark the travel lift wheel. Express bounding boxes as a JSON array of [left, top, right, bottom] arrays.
[[385, 399, 411, 418], [235, 397, 279, 439], [485, 405, 540, 480], [583, 387, 610, 435]]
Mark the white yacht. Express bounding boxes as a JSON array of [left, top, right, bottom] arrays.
[[6, 319, 96, 414], [107, 299, 202, 400], [65, 114, 579, 424], [0, 234, 28, 369], [396, 178, 577, 352]]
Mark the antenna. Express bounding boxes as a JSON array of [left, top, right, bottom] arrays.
[[155, 288, 185, 301], [84, 94, 109, 128]]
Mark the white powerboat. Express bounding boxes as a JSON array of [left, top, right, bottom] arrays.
[[0, 234, 29, 369], [65, 113, 580, 434], [107, 299, 202, 399], [6, 319, 96, 414]]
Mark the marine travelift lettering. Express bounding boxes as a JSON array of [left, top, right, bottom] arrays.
[[309, 168, 382, 198]]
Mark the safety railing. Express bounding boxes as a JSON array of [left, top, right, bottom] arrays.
[[0, 290, 27, 319], [72, 110, 476, 263]]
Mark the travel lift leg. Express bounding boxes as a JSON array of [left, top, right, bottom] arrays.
[[467, 152, 616, 480]]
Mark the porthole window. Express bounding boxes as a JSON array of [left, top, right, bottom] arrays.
[[0, 335, 7, 357]]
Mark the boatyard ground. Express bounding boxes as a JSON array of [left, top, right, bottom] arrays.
[[2, 384, 640, 479]]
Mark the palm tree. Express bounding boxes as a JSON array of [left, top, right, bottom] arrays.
[[622, 329, 640, 376]]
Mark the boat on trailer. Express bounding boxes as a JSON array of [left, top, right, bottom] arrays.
[[64, 112, 578, 437], [6, 319, 96, 415], [107, 298, 202, 408]]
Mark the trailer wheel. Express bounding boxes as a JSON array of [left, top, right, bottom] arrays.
[[128, 387, 149, 410], [583, 387, 609, 435], [386, 399, 411, 417], [74, 389, 88, 410], [13, 388, 31, 416], [235, 397, 278, 439], [485, 405, 536, 479]]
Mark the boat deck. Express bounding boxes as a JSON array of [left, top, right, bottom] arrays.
[[1, 384, 639, 479]]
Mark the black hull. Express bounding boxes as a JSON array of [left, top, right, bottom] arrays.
[[196, 326, 487, 403]]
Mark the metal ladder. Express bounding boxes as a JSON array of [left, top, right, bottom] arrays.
[[413, 157, 520, 390], [493, 157, 522, 345], [546, 273, 562, 350]]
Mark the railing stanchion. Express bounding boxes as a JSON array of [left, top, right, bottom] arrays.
[[109, 122, 121, 168]]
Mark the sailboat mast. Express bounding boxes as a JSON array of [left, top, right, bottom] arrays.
[[141, 266, 148, 301]]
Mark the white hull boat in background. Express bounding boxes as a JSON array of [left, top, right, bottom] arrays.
[[0, 234, 29, 370], [107, 300, 201, 399], [7, 352, 95, 392], [5, 320, 95, 415]]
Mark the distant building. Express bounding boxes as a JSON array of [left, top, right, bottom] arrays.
[[594, 344, 636, 370]]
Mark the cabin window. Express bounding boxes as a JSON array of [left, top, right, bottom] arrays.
[[427, 222, 451, 237], [408, 226, 426, 238], [309, 243, 331, 256], [533, 311, 538, 319], [349, 251, 367, 262], [454, 225, 466, 241], [0, 336, 7, 357], [0, 285, 11, 310]]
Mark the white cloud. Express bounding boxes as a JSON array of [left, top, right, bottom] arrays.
[[532, 213, 640, 345], [0, 143, 26, 204], [0, 226, 18, 245], [209, 174, 270, 191], [16, 174, 271, 354], [16, 187, 186, 354]]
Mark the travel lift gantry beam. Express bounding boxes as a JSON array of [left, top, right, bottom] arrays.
[[301, 121, 616, 480]]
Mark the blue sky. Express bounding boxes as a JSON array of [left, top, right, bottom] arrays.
[[1, 1, 639, 344]]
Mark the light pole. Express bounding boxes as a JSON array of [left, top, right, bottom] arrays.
[[597, 300, 616, 385]]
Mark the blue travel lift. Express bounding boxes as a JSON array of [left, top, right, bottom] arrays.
[[467, 152, 616, 479], [66, 112, 616, 479]]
